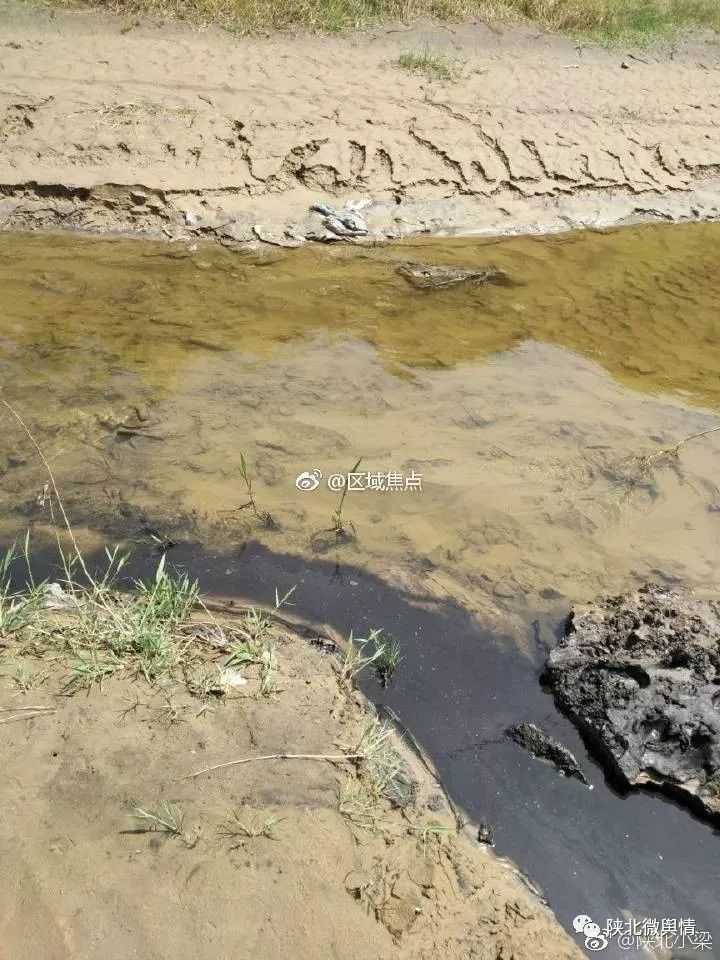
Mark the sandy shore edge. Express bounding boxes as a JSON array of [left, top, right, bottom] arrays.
[[0, 587, 584, 959], [1, 5, 719, 247]]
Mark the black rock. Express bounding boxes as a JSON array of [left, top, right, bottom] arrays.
[[477, 820, 494, 845], [544, 585, 720, 819]]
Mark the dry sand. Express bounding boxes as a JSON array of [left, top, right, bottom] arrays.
[[0, 5, 719, 244]]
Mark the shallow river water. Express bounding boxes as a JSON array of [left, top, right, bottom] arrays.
[[1, 224, 720, 957]]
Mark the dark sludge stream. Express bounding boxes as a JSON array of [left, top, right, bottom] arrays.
[[2, 224, 720, 957]]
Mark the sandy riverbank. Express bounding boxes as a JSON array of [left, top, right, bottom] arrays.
[[0, 5, 719, 245], [0, 585, 583, 960]]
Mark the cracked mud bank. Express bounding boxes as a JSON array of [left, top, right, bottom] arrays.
[[1, 6, 720, 244]]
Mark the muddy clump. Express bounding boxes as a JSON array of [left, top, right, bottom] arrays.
[[545, 585, 720, 818], [507, 722, 589, 785]]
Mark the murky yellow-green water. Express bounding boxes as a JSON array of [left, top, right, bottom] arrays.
[[1, 223, 720, 636]]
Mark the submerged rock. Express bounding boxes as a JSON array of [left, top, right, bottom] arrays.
[[395, 260, 510, 289], [507, 722, 589, 785], [545, 586, 720, 818]]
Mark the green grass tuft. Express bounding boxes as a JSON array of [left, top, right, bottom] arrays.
[[219, 809, 286, 843], [0, 538, 46, 638], [340, 627, 402, 687], [395, 48, 464, 82], [131, 801, 198, 845]]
